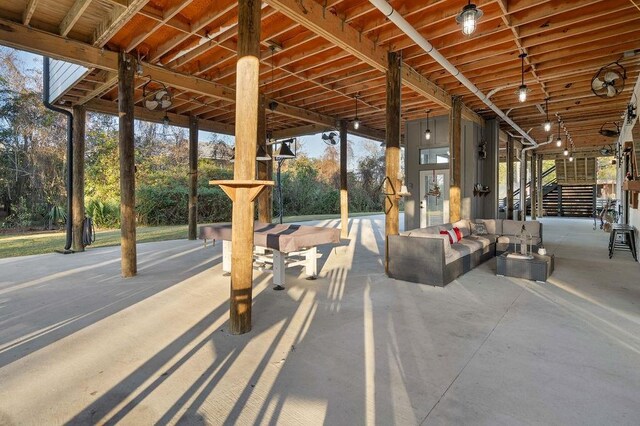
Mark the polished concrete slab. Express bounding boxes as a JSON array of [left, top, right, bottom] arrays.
[[0, 216, 638, 425]]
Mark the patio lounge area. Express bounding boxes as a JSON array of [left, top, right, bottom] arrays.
[[1, 216, 638, 425]]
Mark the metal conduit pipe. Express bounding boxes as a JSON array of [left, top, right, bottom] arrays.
[[43, 57, 73, 252], [368, 0, 538, 148]]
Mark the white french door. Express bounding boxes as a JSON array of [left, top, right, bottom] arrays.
[[419, 169, 450, 228]]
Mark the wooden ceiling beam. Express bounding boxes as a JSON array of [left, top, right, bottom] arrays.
[[92, 0, 147, 47], [22, 0, 39, 25], [0, 19, 354, 131], [59, 0, 91, 37], [84, 99, 235, 135], [263, 0, 455, 111]]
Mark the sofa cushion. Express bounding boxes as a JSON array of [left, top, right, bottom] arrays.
[[452, 219, 470, 237], [466, 234, 497, 247], [440, 229, 460, 244], [406, 227, 439, 236], [457, 237, 484, 253], [472, 219, 502, 235]]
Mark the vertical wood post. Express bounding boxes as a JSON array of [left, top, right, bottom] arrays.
[[188, 115, 198, 240], [537, 154, 543, 217], [339, 120, 349, 239], [385, 51, 401, 273], [506, 136, 514, 219], [72, 105, 85, 252], [257, 95, 272, 223], [230, 0, 261, 334], [531, 153, 537, 220], [520, 149, 528, 221], [449, 96, 462, 222], [118, 52, 136, 277]]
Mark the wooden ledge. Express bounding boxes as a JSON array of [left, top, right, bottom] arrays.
[[210, 179, 275, 202], [623, 180, 640, 192]]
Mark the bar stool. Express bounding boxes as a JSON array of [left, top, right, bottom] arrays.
[[609, 224, 638, 261]]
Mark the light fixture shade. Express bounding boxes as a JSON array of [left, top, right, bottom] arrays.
[[353, 118, 360, 130], [275, 142, 296, 159], [569, 154, 574, 162], [425, 129, 431, 140], [556, 137, 562, 147], [563, 148, 569, 156], [518, 85, 528, 103], [544, 121, 551, 132], [256, 145, 271, 161], [398, 185, 411, 197], [456, 3, 483, 36]]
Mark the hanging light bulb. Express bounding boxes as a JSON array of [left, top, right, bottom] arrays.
[[556, 120, 562, 147], [569, 152, 574, 162], [516, 53, 529, 103], [353, 94, 360, 130], [425, 109, 431, 140], [456, 1, 483, 36], [543, 98, 551, 132], [563, 137, 569, 156]]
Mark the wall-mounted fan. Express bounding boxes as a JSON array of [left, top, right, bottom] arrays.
[[591, 62, 626, 98], [599, 122, 620, 138], [142, 79, 172, 111], [321, 132, 339, 145]]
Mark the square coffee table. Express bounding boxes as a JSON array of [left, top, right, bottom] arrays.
[[496, 252, 554, 282]]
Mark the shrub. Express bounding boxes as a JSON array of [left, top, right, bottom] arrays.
[[86, 199, 120, 229]]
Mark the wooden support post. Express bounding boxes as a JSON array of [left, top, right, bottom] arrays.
[[449, 96, 462, 222], [72, 105, 85, 252], [520, 150, 528, 221], [230, 0, 261, 334], [118, 52, 136, 277], [531, 153, 537, 220], [188, 115, 198, 240], [537, 154, 543, 217], [385, 51, 401, 273], [257, 95, 272, 223], [340, 120, 348, 239], [506, 136, 514, 220]]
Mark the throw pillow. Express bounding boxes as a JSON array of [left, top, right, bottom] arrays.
[[453, 227, 463, 241], [440, 229, 459, 244], [471, 222, 488, 235]]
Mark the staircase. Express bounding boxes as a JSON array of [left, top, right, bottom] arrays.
[[506, 165, 596, 217]]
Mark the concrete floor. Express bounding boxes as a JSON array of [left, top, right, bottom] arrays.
[[0, 216, 639, 425]]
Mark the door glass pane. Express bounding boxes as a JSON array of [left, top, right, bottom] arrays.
[[419, 147, 450, 165], [424, 172, 445, 226]]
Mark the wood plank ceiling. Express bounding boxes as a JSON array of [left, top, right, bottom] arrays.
[[1, 0, 639, 154]]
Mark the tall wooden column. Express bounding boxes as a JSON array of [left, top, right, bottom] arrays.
[[340, 120, 349, 239], [188, 115, 198, 240], [520, 149, 528, 221], [257, 95, 272, 223], [118, 52, 136, 277], [230, 0, 261, 334], [449, 96, 462, 222], [506, 136, 514, 220], [537, 154, 543, 217], [72, 105, 85, 252], [531, 153, 537, 220], [385, 51, 401, 273]]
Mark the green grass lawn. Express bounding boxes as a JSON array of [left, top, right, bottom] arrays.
[[0, 212, 382, 259]]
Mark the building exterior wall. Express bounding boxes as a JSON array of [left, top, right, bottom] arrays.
[[48, 59, 89, 103], [404, 115, 492, 230]]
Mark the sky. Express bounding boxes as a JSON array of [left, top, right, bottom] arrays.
[[8, 48, 378, 169]]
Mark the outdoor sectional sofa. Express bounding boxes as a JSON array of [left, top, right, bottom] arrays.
[[388, 219, 543, 287]]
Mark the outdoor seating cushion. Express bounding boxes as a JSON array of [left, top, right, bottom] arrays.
[[471, 219, 502, 235], [466, 234, 498, 247]]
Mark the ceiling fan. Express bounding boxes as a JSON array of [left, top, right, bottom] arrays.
[[599, 121, 620, 138], [142, 79, 172, 111], [591, 62, 626, 99]]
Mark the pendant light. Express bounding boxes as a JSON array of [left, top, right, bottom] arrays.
[[543, 98, 551, 132], [425, 109, 432, 141], [556, 119, 562, 147], [516, 53, 529, 103], [456, 1, 483, 36], [563, 137, 569, 156], [353, 94, 360, 130], [569, 151, 574, 162]]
